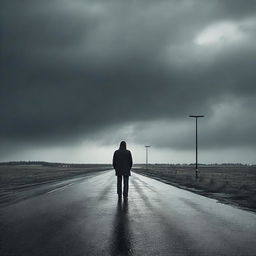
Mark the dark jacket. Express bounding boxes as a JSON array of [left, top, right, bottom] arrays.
[[113, 142, 133, 176]]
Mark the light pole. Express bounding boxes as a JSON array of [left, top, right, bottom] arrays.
[[189, 115, 204, 178], [145, 146, 151, 170]]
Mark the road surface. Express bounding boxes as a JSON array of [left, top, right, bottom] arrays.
[[1, 170, 256, 256]]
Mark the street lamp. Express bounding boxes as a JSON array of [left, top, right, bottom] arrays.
[[189, 115, 204, 178], [145, 146, 151, 170]]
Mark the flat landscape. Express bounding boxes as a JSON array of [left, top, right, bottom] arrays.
[[133, 164, 256, 212], [0, 163, 111, 206], [1, 170, 256, 256], [1, 163, 256, 212]]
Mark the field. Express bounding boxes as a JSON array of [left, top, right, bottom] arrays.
[[133, 165, 256, 212], [1, 163, 256, 212], [0, 164, 111, 206]]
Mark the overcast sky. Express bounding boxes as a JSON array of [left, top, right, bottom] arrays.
[[1, 0, 256, 164]]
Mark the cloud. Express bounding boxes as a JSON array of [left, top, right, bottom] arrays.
[[1, 0, 256, 159], [127, 95, 256, 150]]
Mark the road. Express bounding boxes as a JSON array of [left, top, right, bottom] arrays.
[[0, 170, 256, 256]]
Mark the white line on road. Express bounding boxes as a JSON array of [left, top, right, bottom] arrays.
[[46, 183, 74, 194]]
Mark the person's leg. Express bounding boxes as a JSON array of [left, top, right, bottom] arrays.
[[123, 176, 129, 197], [117, 176, 122, 196]]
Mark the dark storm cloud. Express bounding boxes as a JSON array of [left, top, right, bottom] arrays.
[[129, 95, 256, 150], [1, 0, 256, 151], [219, 0, 256, 18]]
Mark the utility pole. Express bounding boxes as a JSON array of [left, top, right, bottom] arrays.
[[189, 115, 204, 178], [145, 146, 151, 170]]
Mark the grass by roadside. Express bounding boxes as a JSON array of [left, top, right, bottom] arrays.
[[133, 165, 256, 212], [0, 164, 111, 206]]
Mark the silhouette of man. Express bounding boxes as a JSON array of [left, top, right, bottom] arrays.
[[113, 141, 133, 199]]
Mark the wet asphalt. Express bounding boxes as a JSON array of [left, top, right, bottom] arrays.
[[0, 170, 256, 256]]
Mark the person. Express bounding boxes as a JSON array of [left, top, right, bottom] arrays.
[[112, 141, 133, 199]]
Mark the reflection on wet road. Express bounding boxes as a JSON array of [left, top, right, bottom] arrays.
[[111, 198, 133, 256], [0, 170, 256, 256]]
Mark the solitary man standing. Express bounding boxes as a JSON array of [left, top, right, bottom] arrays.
[[112, 141, 133, 199]]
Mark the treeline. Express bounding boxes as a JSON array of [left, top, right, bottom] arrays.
[[0, 161, 111, 168], [0, 161, 254, 168]]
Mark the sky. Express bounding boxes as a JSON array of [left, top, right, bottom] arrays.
[[1, 0, 256, 164]]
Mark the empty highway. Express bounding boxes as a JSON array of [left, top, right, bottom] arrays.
[[1, 170, 256, 256]]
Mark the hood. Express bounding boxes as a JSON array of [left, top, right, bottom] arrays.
[[119, 141, 126, 150]]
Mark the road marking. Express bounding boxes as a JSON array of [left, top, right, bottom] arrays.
[[46, 183, 74, 194]]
